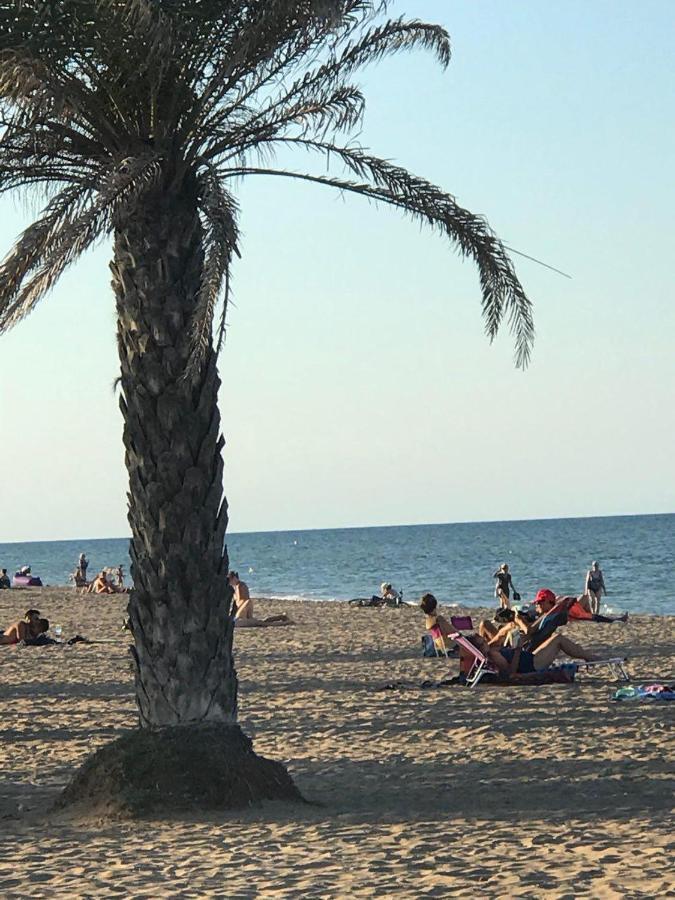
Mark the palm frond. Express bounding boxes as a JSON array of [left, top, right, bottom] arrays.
[[0, 155, 161, 332], [220, 154, 534, 367], [184, 167, 240, 377]]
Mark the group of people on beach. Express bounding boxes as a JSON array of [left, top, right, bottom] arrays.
[[421, 578, 625, 680], [71, 553, 128, 595], [493, 560, 608, 614]]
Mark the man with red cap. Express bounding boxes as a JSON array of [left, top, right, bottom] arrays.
[[531, 589, 627, 624]]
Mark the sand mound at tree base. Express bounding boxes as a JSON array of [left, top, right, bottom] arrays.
[[55, 723, 303, 820]]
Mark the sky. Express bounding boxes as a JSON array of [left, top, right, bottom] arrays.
[[0, 0, 674, 542]]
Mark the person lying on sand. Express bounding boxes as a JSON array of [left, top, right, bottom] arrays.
[[0, 608, 42, 644], [24, 618, 58, 646], [533, 589, 627, 624], [462, 631, 601, 677], [228, 571, 292, 627]]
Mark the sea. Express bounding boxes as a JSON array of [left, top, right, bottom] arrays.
[[1, 513, 673, 616]]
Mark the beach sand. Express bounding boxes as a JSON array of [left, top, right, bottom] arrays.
[[0, 588, 673, 898]]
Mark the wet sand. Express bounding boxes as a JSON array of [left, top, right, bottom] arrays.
[[0, 588, 673, 898]]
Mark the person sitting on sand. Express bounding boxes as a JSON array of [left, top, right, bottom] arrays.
[[87, 570, 115, 594], [0, 568, 10, 589], [228, 571, 292, 627], [420, 593, 455, 638], [228, 570, 253, 618], [24, 618, 58, 646], [380, 582, 402, 605], [0, 608, 42, 644], [70, 568, 88, 588]]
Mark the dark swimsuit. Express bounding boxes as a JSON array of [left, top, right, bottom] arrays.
[[500, 647, 536, 674], [495, 572, 512, 598]]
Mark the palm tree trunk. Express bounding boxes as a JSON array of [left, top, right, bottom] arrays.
[[110, 176, 236, 729]]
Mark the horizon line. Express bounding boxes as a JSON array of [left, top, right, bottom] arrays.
[[0, 509, 673, 546]]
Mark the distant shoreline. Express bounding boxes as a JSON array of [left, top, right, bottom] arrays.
[[1, 509, 673, 545]]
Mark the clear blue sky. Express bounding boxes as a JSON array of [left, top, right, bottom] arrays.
[[1, 0, 673, 542]]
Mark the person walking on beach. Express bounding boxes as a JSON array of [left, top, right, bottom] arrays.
[[0, 568, 10, 589], [493, 563, 517, 609], [78, 552, 89, 583], [584, 561, 606, 615]]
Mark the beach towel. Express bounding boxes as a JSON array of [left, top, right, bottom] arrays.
[[613, 684, 675, 701]]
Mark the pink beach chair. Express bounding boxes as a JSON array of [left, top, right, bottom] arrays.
[[450, 615, 474, 632], [449, 633, 630, 686], [428, 624, 457, 658], [448, 632, 499, 687]]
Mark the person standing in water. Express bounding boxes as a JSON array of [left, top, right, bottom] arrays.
[[493, 563, 517, 609], [585, 561, 607, 615]]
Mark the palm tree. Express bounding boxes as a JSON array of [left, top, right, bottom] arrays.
[[0, 1, 533, 809]]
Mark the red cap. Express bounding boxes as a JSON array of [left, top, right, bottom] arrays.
[[535, 588, 556, 605]]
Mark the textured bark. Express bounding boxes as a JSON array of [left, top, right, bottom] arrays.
[[111, 175, 236, 728]]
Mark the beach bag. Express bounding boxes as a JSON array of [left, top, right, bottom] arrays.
[[421, 634, 437, 657]]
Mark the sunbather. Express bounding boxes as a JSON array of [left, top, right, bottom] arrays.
[[87, 571, 115, 594], [228, 570, 254, 618], [1, 609, 42, 644], [380, 582, 402, 605], [464, 631, 600, 677], [420, 593, 457, 638], [24, 618, 58, 646], [532, 589, 627, 623], [228, 571, 292, 626], [478, 608, 523, 648]]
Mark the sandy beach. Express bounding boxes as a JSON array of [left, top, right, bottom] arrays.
[[0, 588, 673, 898]]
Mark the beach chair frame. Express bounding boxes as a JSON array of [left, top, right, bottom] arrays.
[[448, 632, 499, 687], [574, 657, 630, 681], [428, 624, 456, 658]]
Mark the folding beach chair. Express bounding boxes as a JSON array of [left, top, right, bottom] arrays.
[[428, 624, 457, 658], [573, 658, 630, 681], [448, 632, 500, 687]]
